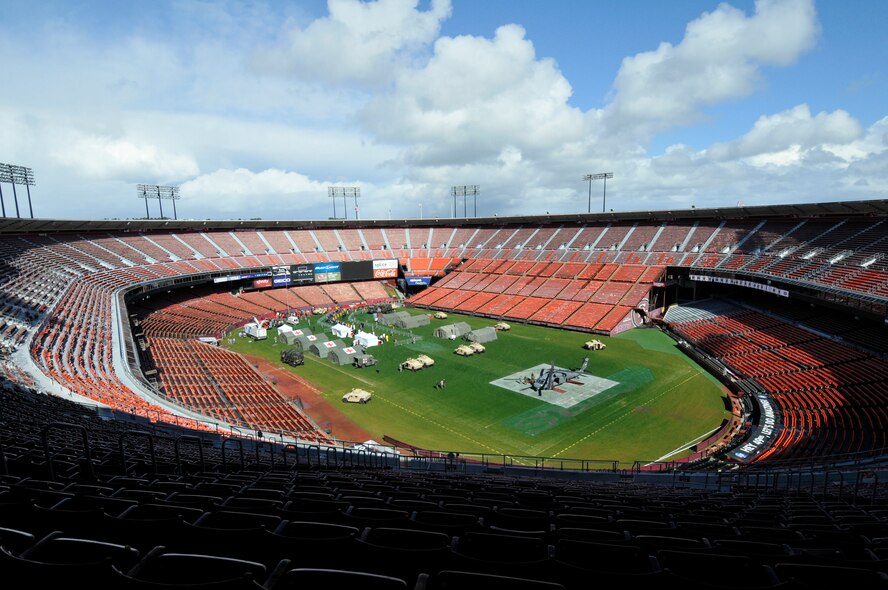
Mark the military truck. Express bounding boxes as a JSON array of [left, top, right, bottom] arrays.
[[400, 358, 425, 372], [583, 340, 607, 351], [468, 342, 486, 354], [342, 388, 372, 403], [353, 354, 378, 368], [434, 311, 448, 319], [495, 322, 511, 331], [280, 348, 304, 367], [416, 354, 435, 367], [454, 344, 475, 357]]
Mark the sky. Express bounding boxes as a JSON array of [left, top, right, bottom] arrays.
[[1, 0, 886, 221]]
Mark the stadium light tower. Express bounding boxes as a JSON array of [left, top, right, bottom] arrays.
[[583, 172, 613, 213], [0, 162, 36, 218], [137, 184, 181, 220], [451, 185, 480, 218], [328, 186, 360, 219]]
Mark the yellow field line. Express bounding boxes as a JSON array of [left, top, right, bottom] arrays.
[[548, 370, 701, 458]]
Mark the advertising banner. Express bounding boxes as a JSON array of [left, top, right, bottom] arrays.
[[406, 276, 431, 286], [292, 264, 314, 284], [272, 276, 292, 286], [314, 262, 341, 283], [372, 259, 399, 278], [253, 278, 272, 289], [690, 274, 789, 297]]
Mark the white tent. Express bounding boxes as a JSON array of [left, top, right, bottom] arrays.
[[277, 324, 294, 335], [332, 323, 351, 338], [354, 331, 380, 348]]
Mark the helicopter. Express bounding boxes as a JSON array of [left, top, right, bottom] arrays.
[[528, 357, 589, 393]]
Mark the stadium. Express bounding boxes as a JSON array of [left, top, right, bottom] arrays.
[[1, 200, 887, 587]]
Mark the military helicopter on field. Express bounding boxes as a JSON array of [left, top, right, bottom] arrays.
[[528, 357, 589, 393]]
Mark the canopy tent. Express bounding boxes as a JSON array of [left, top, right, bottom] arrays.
[[277, 324, 294, 335], [331, 323, 351, 338], [465, 326, 497, 343], [354, 331, 380, 348], [434, 322, 471, 339]]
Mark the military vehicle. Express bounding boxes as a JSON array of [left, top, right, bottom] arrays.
[[583, 340, 607, 350], [531, 357, 589, 392], [495, 322, 511, 331], [416, 354, 435, 367], [352, 354, 378, 368], [434, 311, 448, 319], [400, 358, 425, 371], [280, 348, 304, 367], [454, 345, 475, 356], [342, 388, 372, 403], [468, 342, 486, 353]]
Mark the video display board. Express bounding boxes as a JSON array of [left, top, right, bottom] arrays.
[[313, 262, 341, 283]]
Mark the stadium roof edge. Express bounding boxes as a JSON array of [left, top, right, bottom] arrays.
[[1, 198, 886, 234]]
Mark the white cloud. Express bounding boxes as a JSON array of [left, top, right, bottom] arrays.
[[255, 0, 452, 86], [52, 133, 199, 182], [361, 24, 587, 166], [180, 168, 328, 214], [707, 104, 863, 163], [1, 0, 887, 222], [605, 0, 819, 136]]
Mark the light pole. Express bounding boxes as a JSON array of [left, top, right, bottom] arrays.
[[583, 172, 613, 213]]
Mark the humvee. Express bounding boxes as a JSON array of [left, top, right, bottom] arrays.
[[583, 340, 607, 351], [342, 388, 372, 403], [280, 348, 304, 367], [495, 322, 511, 331], [454, 345, 475, 356], [434, 311, 448, 319], [416, 354, 435, 367], [400, 358, 424, 371], [468, 342, 485, 353]]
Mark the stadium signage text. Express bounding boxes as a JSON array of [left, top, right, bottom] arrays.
[[406, 276, 431, 286], [732, 394, 778, 461], [373, 259, 399, 278], [690, 274, 789, 297]]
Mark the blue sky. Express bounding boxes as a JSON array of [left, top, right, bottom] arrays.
[[0, 0, 886, 220]]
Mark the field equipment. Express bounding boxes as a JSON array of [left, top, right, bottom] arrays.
[[280, 349, 304, 367]]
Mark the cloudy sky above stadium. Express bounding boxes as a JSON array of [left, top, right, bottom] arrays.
[[1, 0, 886, 221]]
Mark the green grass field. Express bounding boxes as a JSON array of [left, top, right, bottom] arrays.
[[227, 309, 730, 464]]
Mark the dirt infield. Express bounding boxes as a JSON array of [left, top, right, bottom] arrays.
[[243, 354, 374, 444]]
